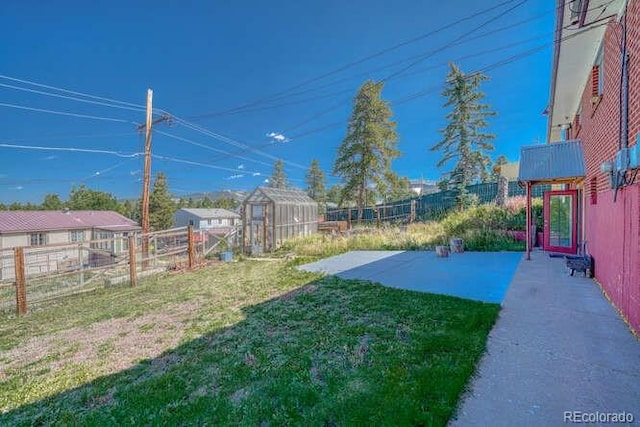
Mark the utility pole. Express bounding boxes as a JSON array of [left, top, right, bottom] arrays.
[[141, 89, 153, 236], [137, 89, 169, 267]]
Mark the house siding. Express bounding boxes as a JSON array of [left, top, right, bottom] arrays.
[[573, 4, 640, 334]]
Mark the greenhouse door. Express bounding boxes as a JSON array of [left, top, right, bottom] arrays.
[[543, 190, 578, 254]]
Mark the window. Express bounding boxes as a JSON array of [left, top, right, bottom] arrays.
[[570, 0, 583, 24], [29, 233, 46, 246], [70, 230, 85, 242], [592, 44, 604, 98], [590, 177, 598, 205]]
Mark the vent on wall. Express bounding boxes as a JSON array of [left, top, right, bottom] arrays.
[[590, 177, 598, 205]]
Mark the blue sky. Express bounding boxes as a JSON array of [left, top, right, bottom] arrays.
[[0, 0, 553, 203]]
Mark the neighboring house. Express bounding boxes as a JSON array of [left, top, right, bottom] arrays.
[[173, 208, 240, 231], [0, 210, 141, 279], [519, 0, 639, 334], [409, 179, 438, 196]]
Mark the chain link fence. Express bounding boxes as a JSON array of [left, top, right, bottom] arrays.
[[325, 181, 550, 224]]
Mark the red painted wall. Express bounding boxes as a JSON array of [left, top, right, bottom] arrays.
[[572, 3, 640, 334]]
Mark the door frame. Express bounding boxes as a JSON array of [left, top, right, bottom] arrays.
[[543, 190, 578, 254]]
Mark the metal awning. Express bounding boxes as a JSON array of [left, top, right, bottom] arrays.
[[518, 140, 585, 183]]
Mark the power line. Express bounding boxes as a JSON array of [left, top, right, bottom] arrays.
[[155, 129, 275, 168], [151, 153, 268, 175], [186, 0, 525, 120], [0, 142, 142, 158], [0, 73, 148, 111], [0, 82, 147, 113], [0, 102, 134, 123]]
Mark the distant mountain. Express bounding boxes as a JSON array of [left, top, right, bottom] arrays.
[[175, 190, 249, 202]]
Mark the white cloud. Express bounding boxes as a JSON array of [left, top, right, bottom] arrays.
[[12, 185, 23, 190], [44, 155, 58, 161], [263, 178, 269, 184], [238, 164, 245, 170], [252, 172, 261, 176], [226, 174, 245, 180], [266, 132, 289, 143]]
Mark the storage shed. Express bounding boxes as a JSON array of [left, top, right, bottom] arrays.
[[242, 187, 318, 254]]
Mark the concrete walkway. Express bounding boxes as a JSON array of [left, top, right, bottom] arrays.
[[451, 251, 640, 426]]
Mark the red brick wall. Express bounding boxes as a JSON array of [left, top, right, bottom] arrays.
[[574, 2, 640, 334]]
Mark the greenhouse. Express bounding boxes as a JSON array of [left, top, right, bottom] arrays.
[[242, 187, 318, 254]]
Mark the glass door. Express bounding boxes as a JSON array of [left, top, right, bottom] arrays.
[[543, 190, 578, 254]]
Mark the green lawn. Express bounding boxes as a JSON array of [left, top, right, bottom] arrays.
[[0, 259, 499, 426]]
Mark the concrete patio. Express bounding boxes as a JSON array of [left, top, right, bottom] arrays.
[[299, 250, 522, 303]]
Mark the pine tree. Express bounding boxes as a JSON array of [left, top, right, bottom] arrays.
[[269, 160, 288, 189], [431, 63, 495, 209], [306, 159, 326, 201], [149, 172, 175, 230], [491, 155, 509, 180], [333, 80, 399, 219]]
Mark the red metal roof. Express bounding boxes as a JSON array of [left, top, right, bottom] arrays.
[[0, 210, 141, 234]]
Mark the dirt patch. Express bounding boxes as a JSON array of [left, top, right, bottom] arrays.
[[0, 301, 201, 379]]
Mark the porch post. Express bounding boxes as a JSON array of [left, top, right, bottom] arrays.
[[526, 182, 532, 260]]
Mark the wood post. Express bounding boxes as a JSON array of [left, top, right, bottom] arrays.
[[376, 208, 381, 229], [14, 247, 27, 316], [263, 204, 268, 253], [347, 208, 352, 230], [526, 182, 532, 261], [410, 200, 416, 223], [129, 235, 137, 287], [187, 225, 196, 269]]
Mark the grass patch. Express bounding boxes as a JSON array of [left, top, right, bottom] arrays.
[[0, 261, 499, 426]]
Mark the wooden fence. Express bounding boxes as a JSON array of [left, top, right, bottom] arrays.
[[0, 225, 231, 316]]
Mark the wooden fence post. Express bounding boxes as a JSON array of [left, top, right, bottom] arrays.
[[347, 208, 352, 230], [410, 200, 416, 223], [376, 208, 381, 229], [187, 225, 195, 269], [14, 247, 27, 316], [262, 204, 269, 253], [129, 235, 137, 287]]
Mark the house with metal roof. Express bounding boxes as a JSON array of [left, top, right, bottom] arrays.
[[0, 210, 140, 250], [173, 208, 240, 231], [519, 0, 639, 334]]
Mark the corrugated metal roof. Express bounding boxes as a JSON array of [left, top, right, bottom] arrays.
[[245, 187, 318, 205], [177, 208, 240, 219], [0, 210, 141, 234], [518, 140, 585, 182]]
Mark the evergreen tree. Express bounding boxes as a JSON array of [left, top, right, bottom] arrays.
[[326, 184, 344, 205], [333, 80, 399, 219], [491, 155, 509, 180], [200, 196, 214, 208], [431, 63, 495, 209], [306, 159, 326, 202], [40, 193, 64, 210], [149, 172, 175, 230], [269, 159, 288, 189], [382, 172, 414, 202]]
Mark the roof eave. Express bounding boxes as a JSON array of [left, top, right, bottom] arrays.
[[546, 0, 566, 143]]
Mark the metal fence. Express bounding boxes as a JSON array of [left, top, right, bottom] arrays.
[[325, 181, 551, 224], [0, 226, 232, 316]]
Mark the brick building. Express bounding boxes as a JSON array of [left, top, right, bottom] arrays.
[[521, 0, 639, 334]]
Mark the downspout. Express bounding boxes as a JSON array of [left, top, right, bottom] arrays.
[[546, 0, 566, 143]]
